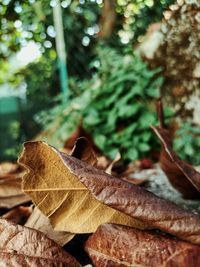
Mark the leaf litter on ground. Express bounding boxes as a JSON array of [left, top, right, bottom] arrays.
[[0, 162, 30, 209], [1, 132, 200, 266], [0, 219, 81, 267], [85, 223, 200, 267], [153, 99, 200, 199], [19, 140, 200, 245]]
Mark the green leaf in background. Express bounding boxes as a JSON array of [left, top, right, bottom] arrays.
[[125, 148, 139, 161], [94, 134, 107, 150], [174, 121, 200, 165], [38, 46, 164, 162], [138, 143, 150, 152]]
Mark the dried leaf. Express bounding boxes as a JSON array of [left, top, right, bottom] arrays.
[[105, 152, 121, 175], [19, 141, 145, 234], [0, 219, 81, 266], [85, 224, 200, 267], [64, 125, 93, 150], [106, 153, 147, 185], [0, 162, 20, 177], [0, 194, 30, 209], [0, 176, 30, 209], [2, 206, 33, 225], [140, 158, 153, 169], [64, 125, 83, 149], [25, 207, 74, 246], [74, 158, 200, 245], [71, 137, 97, 167], [123, 160, 141, 173], [105, 153, 147, 185], [19, 141, 200, 245], [96, 156, 110, 170], [0, 162, 30, 208], [64, 155, 200, 244], [152, 126, 200, 198], [153, 99, 200, 199]]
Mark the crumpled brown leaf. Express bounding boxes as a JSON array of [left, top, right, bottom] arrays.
[[152, 99, 200, 199], [0, 165, 30, 209], [105, 152, 121, 175], [0, 179, 30, 209], [58, 152, 200, 245], [152, 126, 200, 198], [96, 156, 110, 170], [0, 162, 20, 178], [106, 153, 148, 185], [0, 219, 81, 266], [19, 141, 200, 245], [2, 205, 33, 225], [19, 141, 145, 234], [70, 137, 97, 167], [85, 224, 200, 267], [25, 207, 74, 246]]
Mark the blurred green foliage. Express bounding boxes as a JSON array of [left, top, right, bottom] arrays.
[[0, 0, 101, 78], [8, 0, 200, 165], [174, 122, 200, 166], [37, 46, 163, 161], [126, 0, 174, 42], [19, 49, 58, 105], [0, 0, 174, 75], [82, 47, 164, 160], [4, 120, 21, 159]]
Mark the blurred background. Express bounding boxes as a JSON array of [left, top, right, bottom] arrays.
[[0, 0, 200, 165]]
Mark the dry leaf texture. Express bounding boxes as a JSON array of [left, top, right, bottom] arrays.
[[0, 176, 30, 209], [152, 126, 200, 198], [70, 137, 97, 167], [2, 206, 32, 225], [19, 141, 145, 234], [60, 152, 200, 245], [0, 162, 30, 208], [19, 141, 200, 245], [85, 224, 200, 267], [0, 219, 80, 267], [25, 207, 74, 246], [0, 162, 20, 177]]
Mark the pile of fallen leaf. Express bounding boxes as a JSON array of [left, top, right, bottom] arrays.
[[1, 106, 200, 266]]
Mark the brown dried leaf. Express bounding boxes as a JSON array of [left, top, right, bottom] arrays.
[[71, 136, 109, 171], [153, 99, 200, 199], [2, 206, 33, 225], [139, 158, 153, 169], [64, 125, 84, 149], [19, 141, 200, 245], [106, 153, 147, 185], [96, 156, 110, 170], [0, 162, 20, 177], [25, 207, 74, 246], [19, 141, 145, 234], [0, 176, 30, 209], [0, 219, 81, 266], [85, 224, 200, 267], [0, 194, 30, 209], [71, 137, 97, 167], [61, 154, 200, 245], [0, 162, 30, 208], [152, 126, 200, 198], [105, 152, 121, 175]]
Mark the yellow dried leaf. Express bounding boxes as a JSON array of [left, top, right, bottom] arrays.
[[19, 141, 145, 233]]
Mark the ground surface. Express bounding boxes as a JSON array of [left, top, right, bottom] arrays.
[[132, 164, 200, 215]]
